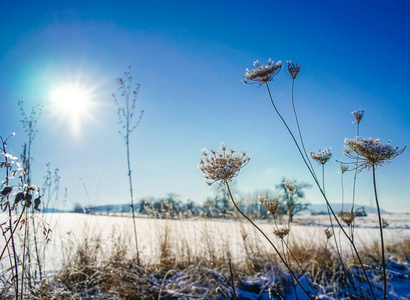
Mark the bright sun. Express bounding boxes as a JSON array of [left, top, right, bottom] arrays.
[[50, 83, 94, 134]]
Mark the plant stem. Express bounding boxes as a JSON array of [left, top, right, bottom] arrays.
[[290, 78, 315, 177], [265, 83, 376, 300], [21, 210, 29, 299], [126, 124, 140, 265], [226, 183, 314, 299], [372, 165, 386, 300], [0, 207, 27, 260]]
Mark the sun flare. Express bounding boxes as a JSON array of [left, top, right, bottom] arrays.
[[50, 83, 95, 134]]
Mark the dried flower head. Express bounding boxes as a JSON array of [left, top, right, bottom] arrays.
[[310, 148, 332, 165], [1, 186, 12, 196], [341, 212, 355, 225], [243, 59, 282, 85], [259, 196, 279, 216], [324, 227, 334, 239], [287, 61, 301, 79], [198, 143, 250, 188], [34, 196, 41, 211], [282, 178, 296, 193], [382, 218, 389, 228], [338, 164, 349, 174], [273, 226, 291, 239], [14, 192, 24, 206], [352, 109, 365, 124], [344, 138, 406, 171]]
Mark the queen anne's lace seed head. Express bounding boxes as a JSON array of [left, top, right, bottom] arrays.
[[382, 218, 389, 228], [243, 59, 283, 85], [324, 227, 334, 239], [338, 164, 349, 174], [341, 212, 355, 225], [282, 178, 296, 193], [344, 138, 406, 171], [198, 143, 250, 188], [259, 196, 279, 216], [273, 226, 291, 239], [310, 148, 332, 165], [352, 109, 365, 124], [287, 61, 301, 79]]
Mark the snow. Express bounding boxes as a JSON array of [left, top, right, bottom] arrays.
[[0, 212, 408, 299]]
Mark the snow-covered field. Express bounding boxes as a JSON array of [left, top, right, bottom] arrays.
[[29, 212, 409, 273], [1, 212, 409, 299]]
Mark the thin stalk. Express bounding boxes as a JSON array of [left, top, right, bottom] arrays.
[[322, 164, 352, 300], [351, 123, 360, 212], [0, 207, 27, 261], [290, 78, 316, 177], [283, 240, 319, 298], [20, 211, 29, 299], [228, 258, 238, 300], [1, 136, 19, 297], [0, 223, 17, 294], [372, 165, 386, 300], [266, 84, 318, 184], [226, 183, 314, 299], [287, 192, 292, 226], [350, 123, 360, 242], [341, 172, 345, 213], [126, 133, 140, 265], [265, 83, 376, 300], [281, 240, 298, 300]]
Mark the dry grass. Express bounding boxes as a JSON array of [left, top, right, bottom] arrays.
[[1, 217, 408, 299]]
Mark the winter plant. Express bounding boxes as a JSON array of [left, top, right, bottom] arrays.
[[199, 59, 405, 299], [198, 143, 316, 299], [241, 58, 405, 299], [0, 134, 51, 299], [113, 66, 145, 265]]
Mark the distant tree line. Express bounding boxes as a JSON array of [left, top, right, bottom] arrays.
[[73, 179, 311, 221]]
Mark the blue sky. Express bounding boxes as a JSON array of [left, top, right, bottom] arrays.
[[1, 0, 409, 212]]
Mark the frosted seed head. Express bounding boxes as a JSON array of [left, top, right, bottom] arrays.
[[244, 59, 283, 85], [310, 148, 332, 165], [352, 109, 365, 124], [341, 212, 355, 225], [344, 138, 406, 171], [273, 226, 291, 239], [199, 144, 250, 188], [287, 61, 301, 79], [324, 227, 334, 239]]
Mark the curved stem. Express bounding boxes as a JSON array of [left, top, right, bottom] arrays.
[[265, 84, 376, 300], [372, 165, 386, 300], [266, 84, 318, 184], [226, 182, 314, 299], [291, 79, 316, 177], [323, 165, 352, 300]]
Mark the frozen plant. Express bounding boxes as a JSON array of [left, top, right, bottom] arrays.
[[352, 109, 365, 125], [242, 59, 282, 85], [199, 144, 316, 299], [310, 148, 332, 165], [198, 143, 250, 189], [113, 66, 145, 265], [243, 58, 381, 299], [344, 138, 405, 171], [343, 137, 405, 299], [0, 134, 50, 298]]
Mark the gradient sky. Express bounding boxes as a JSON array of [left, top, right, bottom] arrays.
[[1, 0, 409, 212]]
